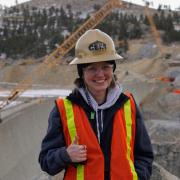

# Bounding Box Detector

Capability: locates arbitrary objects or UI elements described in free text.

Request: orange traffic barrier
[158,76,175,82]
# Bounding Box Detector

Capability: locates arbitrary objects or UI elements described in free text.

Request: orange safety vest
[56,93,138,180]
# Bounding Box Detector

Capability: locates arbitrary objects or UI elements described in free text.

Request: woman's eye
[87,67,96,72]
[103,65,113,70]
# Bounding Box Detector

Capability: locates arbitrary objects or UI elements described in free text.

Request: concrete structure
[0,98,54,180]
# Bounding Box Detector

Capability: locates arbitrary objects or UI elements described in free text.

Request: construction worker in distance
[39,29,154,180]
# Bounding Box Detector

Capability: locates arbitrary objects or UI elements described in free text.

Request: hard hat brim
[70,53,123,65]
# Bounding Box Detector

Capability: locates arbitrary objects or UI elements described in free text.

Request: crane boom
[144,6,164,54]
[50,0,124,58]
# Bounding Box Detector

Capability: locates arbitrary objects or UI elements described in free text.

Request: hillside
[1,0,179,60]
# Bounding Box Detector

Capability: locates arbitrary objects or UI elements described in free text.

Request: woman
[39,29,153,180]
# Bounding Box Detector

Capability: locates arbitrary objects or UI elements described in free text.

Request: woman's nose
[95,67,104,75]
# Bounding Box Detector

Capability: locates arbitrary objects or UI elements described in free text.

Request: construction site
[0,0,180,179]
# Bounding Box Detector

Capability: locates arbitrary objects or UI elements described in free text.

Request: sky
[0,0,179,10]
[0,0,29,7]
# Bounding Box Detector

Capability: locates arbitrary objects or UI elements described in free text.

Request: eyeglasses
[84,64,113,74]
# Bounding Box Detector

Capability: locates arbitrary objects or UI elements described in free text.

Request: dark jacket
[39,90,154,180]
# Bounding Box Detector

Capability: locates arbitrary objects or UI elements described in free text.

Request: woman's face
[83,62,114,94]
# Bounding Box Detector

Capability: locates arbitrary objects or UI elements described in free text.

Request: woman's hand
[66,135,87,163]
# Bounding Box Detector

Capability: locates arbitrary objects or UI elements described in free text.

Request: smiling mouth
[93,79,106,84]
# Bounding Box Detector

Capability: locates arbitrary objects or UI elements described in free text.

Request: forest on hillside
[0,4,180,59]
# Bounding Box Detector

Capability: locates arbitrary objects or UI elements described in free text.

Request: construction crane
[143,1,164,54]
[0,0,126,110]
[139,1,180,107]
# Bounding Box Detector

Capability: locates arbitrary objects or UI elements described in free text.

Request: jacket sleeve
[38,105,72,176]
[134,104,154,180]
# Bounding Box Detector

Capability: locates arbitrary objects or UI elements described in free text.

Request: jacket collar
[78,84,123,111]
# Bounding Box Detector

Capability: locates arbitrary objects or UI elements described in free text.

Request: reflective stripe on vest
[124,100,138,180]
[64,99,84,180]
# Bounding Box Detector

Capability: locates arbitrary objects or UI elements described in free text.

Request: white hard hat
[70,29,123,65]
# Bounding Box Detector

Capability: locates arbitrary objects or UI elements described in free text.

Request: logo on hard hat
[89,41,106,55]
